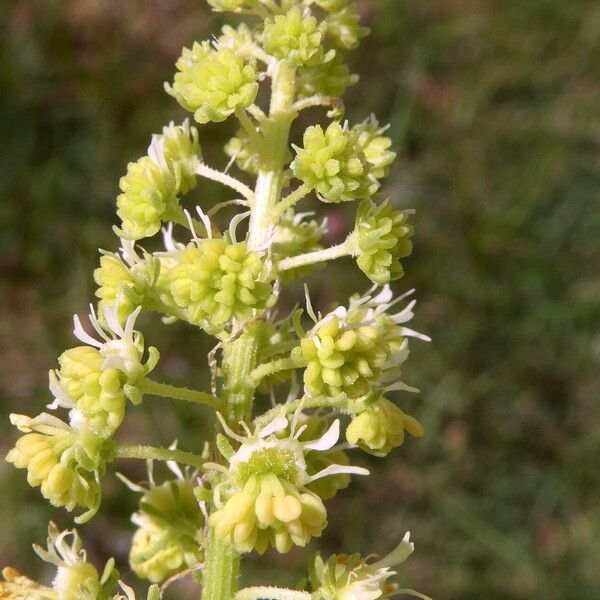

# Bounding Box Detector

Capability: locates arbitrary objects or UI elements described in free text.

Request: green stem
[247,60,297,250]
[272,183,312,218]
[277,236,355,272]
[236,588,311,600]
[196,163,255,201]
[221,322,262,422]
[250,357,296,385]
[140,379,226,412]
[255,394,349,427]
[202,528,240,600]
[203,59,298,600]
[114,444,205,469]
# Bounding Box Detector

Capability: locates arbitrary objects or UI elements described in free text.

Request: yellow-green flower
[207,414,367,553]
[159,120,201,194]
[6,414,106,520]
[316,0,370,50]
[50,347,126,435]
[128,473,203,583]
[291,287,428,398]
[310,533,416,600]
[0,523,120,600]
[291,122,377,203]
[167,237,275,334]
[354,199,413,285]
[297,54,359,99]
[166,41,259,124]
[116,143,178,241]
[346,397,423,457]
[353,116,396,181]
[263,8,333,67]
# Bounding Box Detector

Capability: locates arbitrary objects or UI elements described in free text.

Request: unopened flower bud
[291,122,377,203]
[166,41,259,124]
[354,199,413,285]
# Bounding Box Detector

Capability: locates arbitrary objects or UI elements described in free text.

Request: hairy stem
[196,163,255,201]
[140,379,226,412]
[247,60,297,250]
[277,236,355,272]
[236,588,312,600]
[202,529,241,600]
[114,444,205,469]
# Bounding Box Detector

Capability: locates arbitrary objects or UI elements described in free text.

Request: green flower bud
[291,288,427,398]
[291,122,377,203]
[316,0,370,50]
[353,116,396,180]
[159,120,201,195]
[272,210,327,282]
[354,199,413,285]
[297,54,359,99]
[166,41,259,124]
[263,8,333,67]
[116,147,178,241]
[130,478,203,583]
[6,414,105,519]
[310,534,415,600]
[346,397,423,457]
[167,238,275,334]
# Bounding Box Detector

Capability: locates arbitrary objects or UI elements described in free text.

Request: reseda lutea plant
[2,1,431,600]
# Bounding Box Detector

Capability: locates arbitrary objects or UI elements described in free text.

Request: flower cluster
[263,8,333,67]
[346,396,423,457]
[166,41,259,124]
[354,199,413,285]
[291,122,377,203]
[206,414,367,553]
[116,121,200,241]
[315,0,370,50]
[297,54,359,99]
[291,287,428,399]
[0,524,162,600]
[125,464,204,583]
[6,413,106,519]
[167,236,276,334]
[309,533,415,600]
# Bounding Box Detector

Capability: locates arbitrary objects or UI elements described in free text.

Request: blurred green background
[1,1,600,598]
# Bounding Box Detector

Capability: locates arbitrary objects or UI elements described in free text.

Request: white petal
[304,419,340,451]
[306,463,370,484]
[371,284,393,306]
[72,314,102,348]
[258,415,289,438]
[399,327,431,342]
[372,532,415,569]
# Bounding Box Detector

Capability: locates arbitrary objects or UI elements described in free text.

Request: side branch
[195,163,255,201]
[114,444,205,469]
[141,379,226,412]
[277,236,355,272]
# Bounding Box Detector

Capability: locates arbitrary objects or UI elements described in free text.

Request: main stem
[202,59,297,600]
